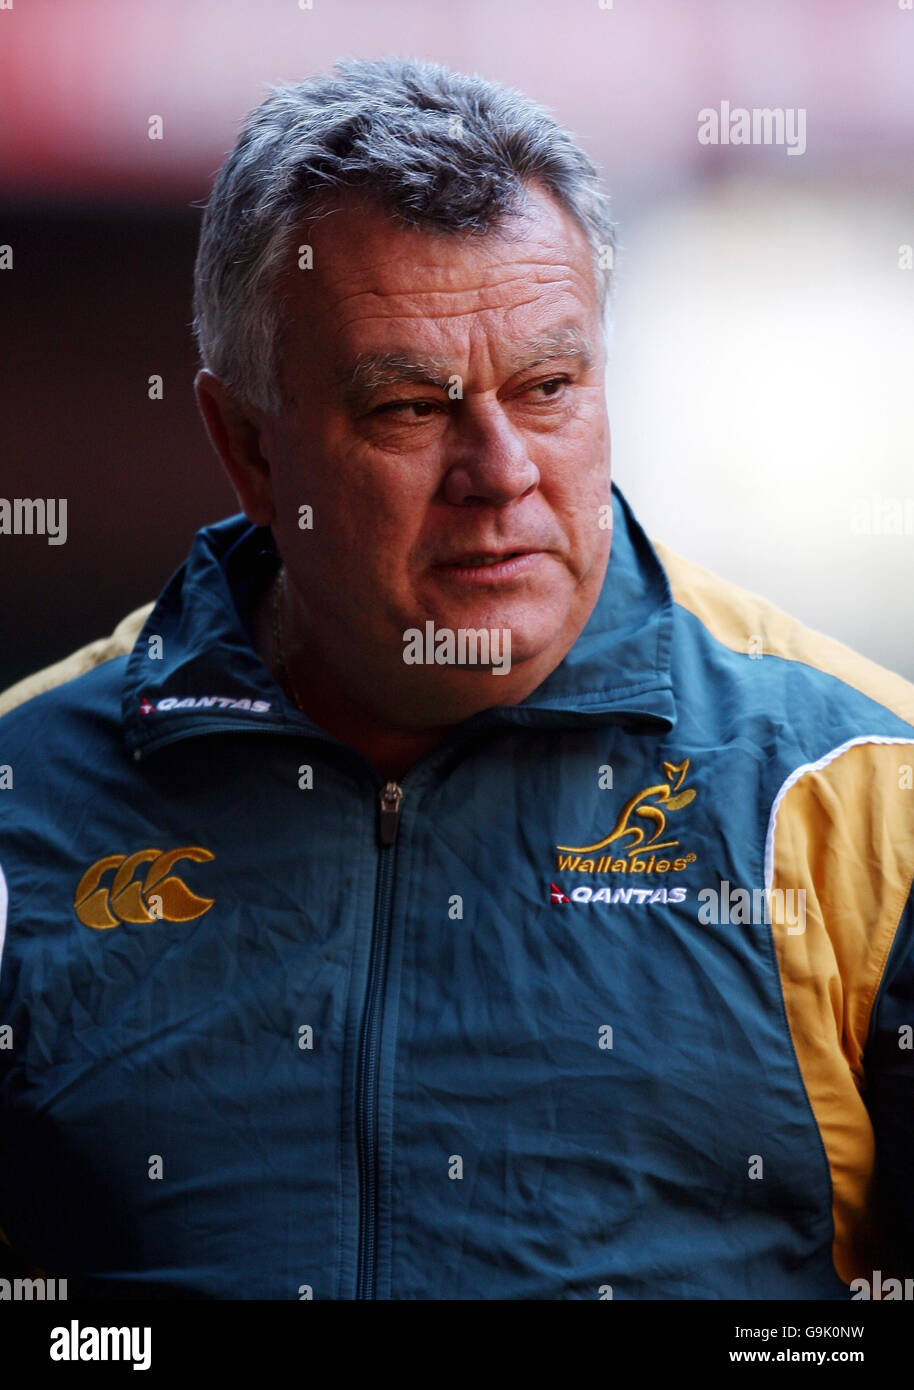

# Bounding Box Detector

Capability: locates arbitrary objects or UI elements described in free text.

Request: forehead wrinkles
[321,276,593,391]
[281,189,598,361]
[326,257,590,325]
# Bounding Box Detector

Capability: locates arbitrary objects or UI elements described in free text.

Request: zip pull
[378,781,404,847]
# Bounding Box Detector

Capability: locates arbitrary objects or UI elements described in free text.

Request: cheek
[538,398,609,477]
[539,432,611,525]
[276,455,432,592]
[336,443,438,538]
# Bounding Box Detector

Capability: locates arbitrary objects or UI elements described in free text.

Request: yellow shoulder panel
[652,539,914,725]
[0,603,153,719]
[768,738,914,1284]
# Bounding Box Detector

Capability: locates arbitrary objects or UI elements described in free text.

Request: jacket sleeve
[767,735,914,1285]
[863,881,914,1268]
[0,603,153,718]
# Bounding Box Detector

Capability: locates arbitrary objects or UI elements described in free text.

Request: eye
[375,399,442,417]
[529,376,570,399]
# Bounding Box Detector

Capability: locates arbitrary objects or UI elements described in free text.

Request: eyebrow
[336,324,595,411]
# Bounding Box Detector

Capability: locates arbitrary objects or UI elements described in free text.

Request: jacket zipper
[355,780,403,1300]
[133,717,481,1300]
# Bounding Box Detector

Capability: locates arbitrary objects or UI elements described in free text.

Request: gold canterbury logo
[74,847,215,929]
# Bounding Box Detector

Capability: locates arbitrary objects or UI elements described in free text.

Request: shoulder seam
[652,537,914,726]
[764,735,914,892]
[0,862,7,991]
[0,603,153,720]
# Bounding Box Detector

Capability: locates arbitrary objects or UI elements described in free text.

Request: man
[1,56,912,1301]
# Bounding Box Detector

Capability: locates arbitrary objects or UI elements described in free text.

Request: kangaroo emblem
[557,760,696,856]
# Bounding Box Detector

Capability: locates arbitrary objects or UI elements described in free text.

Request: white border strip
[764,735,914,893]
[0,862,7,985]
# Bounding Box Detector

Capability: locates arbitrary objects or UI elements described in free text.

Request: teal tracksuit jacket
[1,483,913,1299]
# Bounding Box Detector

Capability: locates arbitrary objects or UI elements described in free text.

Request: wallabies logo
[555,760,698,874]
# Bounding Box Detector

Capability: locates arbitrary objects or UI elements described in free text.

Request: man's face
[259,183,612,724]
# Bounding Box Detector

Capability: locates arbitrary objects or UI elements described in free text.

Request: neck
[252,568,449,782]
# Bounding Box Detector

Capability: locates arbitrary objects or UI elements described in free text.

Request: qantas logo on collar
[139,695,272,715]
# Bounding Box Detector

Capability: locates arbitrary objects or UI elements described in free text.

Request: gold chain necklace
[271,564,305,713]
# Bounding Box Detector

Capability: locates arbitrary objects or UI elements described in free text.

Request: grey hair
[192,56,616,414]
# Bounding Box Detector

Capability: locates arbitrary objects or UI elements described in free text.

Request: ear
[194,369,276,526]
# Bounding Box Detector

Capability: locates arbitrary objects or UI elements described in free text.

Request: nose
[441,404,540,506]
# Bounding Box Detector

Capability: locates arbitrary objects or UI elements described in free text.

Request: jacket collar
[122,481,675,756]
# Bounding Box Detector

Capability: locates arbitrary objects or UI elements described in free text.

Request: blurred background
[1,0,912,686]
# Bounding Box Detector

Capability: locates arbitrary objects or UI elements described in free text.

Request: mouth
[431,549,545,585]
[441,550,530,567]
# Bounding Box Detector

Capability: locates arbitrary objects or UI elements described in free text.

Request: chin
[481,620,555,671]
[452,586,567,626]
